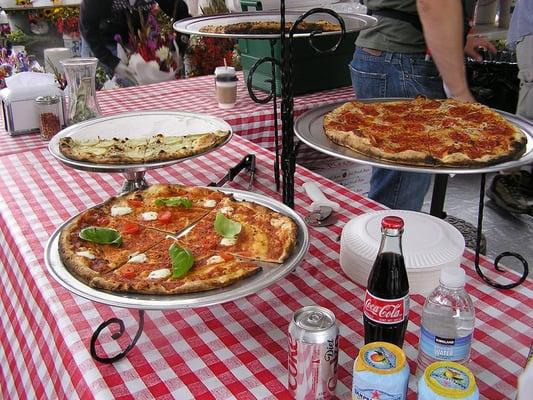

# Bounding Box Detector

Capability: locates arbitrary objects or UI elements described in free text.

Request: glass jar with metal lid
[35,95,62,140]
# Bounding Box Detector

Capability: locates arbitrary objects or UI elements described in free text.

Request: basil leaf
[214,211,242,239]
[154,197,192,208]
[169,243,194,279]
[79,227,122,246]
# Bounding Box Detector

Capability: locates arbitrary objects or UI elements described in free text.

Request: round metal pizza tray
[48,111,233,174]
[173,11,377,39]
[44,188,310,310]
[294,99,533,175]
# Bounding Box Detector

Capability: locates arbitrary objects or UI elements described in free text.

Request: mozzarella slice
[76,251,95,260]
[219,206,234,215]
[141,211,158,221]
[270,217,289,229]
[203,199,217,208]
[111,205,133,216]
[148,268,171,280]
[220,237,237,246]
[128,253,147,263]
[207,255,225,265]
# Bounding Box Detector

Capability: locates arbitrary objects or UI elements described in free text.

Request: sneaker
[487,173,530,214]
[517,170,533,197]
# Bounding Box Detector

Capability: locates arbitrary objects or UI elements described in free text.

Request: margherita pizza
[58,184,298,295]
[58,130,230,165]
[323,97,527,167]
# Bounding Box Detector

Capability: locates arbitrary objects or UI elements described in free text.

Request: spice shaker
[35,95,62,140]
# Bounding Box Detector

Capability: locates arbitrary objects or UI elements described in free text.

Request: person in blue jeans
[350,0,489,211]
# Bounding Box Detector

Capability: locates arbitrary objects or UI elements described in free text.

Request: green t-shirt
[356,0,476,54]
[356,0,426,53]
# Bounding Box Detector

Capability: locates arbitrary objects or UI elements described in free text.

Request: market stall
[1,2,532,399]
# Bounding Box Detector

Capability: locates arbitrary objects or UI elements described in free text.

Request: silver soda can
[288,305,339,399]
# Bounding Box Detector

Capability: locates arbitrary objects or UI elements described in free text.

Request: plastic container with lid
[340,210,465,295]
[35,95,62,140]
[352,341,410,400]
[418,361,479,400]
[214,66,238,109]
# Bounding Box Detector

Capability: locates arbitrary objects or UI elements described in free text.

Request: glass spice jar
[35,95,62,140]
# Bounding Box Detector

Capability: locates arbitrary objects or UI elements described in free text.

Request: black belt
[367,8,422,32]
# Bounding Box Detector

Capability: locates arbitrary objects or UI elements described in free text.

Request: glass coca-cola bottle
[363,216,410,347]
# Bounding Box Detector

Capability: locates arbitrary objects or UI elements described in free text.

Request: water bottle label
[419,325,472,361]
[363,292,409,324]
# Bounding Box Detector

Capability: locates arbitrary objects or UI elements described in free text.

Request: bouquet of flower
[184,0,239,77]
[42,6,80,38]
[116,6,181,85]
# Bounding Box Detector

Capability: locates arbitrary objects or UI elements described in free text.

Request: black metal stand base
[430,173,527,289]
[90,310,145,364]
[474,174,528,289]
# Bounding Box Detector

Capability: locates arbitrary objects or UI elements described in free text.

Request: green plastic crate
[239,32,357,96]
[237,0,357,95]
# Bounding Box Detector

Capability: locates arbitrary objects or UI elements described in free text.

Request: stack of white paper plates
[340,210,465,295]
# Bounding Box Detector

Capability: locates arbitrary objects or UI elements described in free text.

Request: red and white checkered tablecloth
[0,133,531,399]
[0,72,354,158]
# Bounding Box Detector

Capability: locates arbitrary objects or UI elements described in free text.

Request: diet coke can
[288,305,339,399]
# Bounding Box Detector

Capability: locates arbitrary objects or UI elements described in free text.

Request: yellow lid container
[419,361,478,399]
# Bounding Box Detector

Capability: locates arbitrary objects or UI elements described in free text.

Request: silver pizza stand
[48,110,234,193]
[45,187,310,363]
[295,99,533,290]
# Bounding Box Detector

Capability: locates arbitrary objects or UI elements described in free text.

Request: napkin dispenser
[1,81,64,136]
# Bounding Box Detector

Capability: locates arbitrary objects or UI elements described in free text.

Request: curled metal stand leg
[90,309,145,364]
[474,174,528,289]
[246,45,281,191]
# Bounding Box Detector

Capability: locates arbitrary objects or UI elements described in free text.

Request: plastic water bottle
[416,266,475,375]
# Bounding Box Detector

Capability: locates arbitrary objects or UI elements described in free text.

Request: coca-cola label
[363,292,409,324]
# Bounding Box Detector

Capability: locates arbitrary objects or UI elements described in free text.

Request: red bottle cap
[381,216,404,229]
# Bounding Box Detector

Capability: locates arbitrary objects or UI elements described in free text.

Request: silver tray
[294,99,533,175]
[173,11,377,39]
[48,111,233,174]
[44,188,310,310]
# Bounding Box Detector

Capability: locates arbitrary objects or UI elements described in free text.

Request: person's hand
[114,61,138,86]
[464,36,497,61]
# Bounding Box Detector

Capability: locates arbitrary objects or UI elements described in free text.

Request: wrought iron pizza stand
[174,11,376,200]
[294,100,533,290]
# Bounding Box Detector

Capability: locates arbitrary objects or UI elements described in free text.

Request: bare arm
[417,0,475,102]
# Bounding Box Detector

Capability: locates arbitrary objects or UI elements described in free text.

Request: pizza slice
[178,197,298,263]
[104,184,228,234]
[143,130,230,163]
[89,238,261,294]
[58,205,167,283]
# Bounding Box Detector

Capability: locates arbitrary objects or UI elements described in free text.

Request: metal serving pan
[173,11,377,39]
[294,99,533,175]
[44,187,310,310]
[48,111,233,174]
